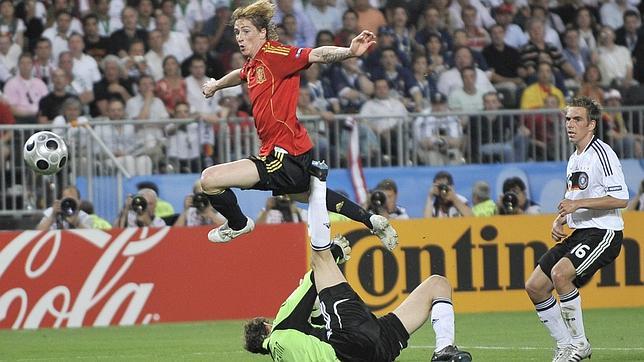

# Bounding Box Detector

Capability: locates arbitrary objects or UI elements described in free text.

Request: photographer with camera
[115,188,167,228]
[497,177,541,215]
[257,195,306,225]
[37,186,93,230]
[424,171,473,218]
[175,180,226,227]
[367,179,409,220]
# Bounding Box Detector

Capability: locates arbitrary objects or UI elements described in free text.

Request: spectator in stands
[578,64,605,105]
[315,30,335,47]
[424,33,449,82]
[38,68,77,124]
[597,26,635,88]
[329,57,373,113]
[413,92,464,165]
[126,74,168,121]
[181,33,225,80]
[575,7,598,52]
[145,30,165,81]
[359,79,407,156]
[31,37,55,87]
[448,66,485,112]
[82,14,109,62]
[155,55,187,114]
[306,0,342,34]
[109,7,147,58]
[95,0,121,37]
[273,0,316,47]
[437,46,494,97]
[0,0,25,48]
[69,32,101,92]
[470,91,530,163]
[166,101,206,173]
[202,2,236,59]
[91,55,133,117]
[528,6,562,50]
[383,6,416,60]
[156,13,192,64]
[520,62,565,110]
[3,52,48,124]
[372,48,422,111]
[601,89,643,159]
[493,4,527,49]
[51,97,90,150]
[411,54,437,111]
[363,26,410,73]
[20,0,45,52]
[450,29,488,71]
[159,0,189,34]
[561,28,593,87]
[37,185,93,230]
[415,6,452,52]
[136,181,175,220]
[615,10,641,54]
[137,0,156,32]
[462,5,489,53]
[175,179,226,227]
[121,39,149,84]
[448,0,495,31]
[80,200,112,229]
[115,188,167,228]
[185,56,220,125]
[57,51,94,108]
[257,195,306,224]
[600,0,637,30]
[370,179,409,220]
[280,14,302,47]
[173,0,208,34]
[0,93,14,159]
[42,10,75,61]
[353,0,386,33]
[0,34,19,84]
[95,98,153,176]
[497,177,540,215]
[471,181,497,217]
[334,9,359,47]
[424,171,472,218]
[297,87,331,159]
[302,62,340,113]
[518,18,576,84]
[627,179,644,211]
[483,24,523,106]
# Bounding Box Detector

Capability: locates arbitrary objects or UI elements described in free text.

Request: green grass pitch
[2,308,643,361]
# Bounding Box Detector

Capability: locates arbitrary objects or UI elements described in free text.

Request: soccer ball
[23,131,69,175]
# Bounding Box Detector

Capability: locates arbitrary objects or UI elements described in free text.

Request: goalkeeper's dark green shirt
[262,271,339,362]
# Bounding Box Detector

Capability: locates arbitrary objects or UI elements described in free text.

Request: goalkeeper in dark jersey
[243,161,472,362]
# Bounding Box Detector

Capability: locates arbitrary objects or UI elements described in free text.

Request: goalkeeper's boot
[309,160,328,181]
[370,214,398,251]
[431,345,472,361]
[208,217,255,243]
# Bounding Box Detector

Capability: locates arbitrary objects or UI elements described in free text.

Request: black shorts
[318,282,409,362]
[539,228,623,288]
[248,148,314,196]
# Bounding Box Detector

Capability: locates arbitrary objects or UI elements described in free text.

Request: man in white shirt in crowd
[448,66,485,112]
[57,51,95,108]
[597,26,635,88]
[42,10,81,62]
[144,30,166,81]
[156,13,192,63]
[305,0,342,34]
[68,33,101,91]
[437,46,494,97]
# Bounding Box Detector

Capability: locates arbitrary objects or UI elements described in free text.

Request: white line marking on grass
[409,345,644,351]
[6,351,246,361]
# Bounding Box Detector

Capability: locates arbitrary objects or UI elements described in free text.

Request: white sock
[559,289,587,345]
[431,298,455,352]
[535,296,572,347]
[308,176,331,250]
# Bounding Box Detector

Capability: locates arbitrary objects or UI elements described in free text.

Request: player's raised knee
[426,274,451,291]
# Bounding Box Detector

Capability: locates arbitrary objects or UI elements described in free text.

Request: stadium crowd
[1,0,644,173]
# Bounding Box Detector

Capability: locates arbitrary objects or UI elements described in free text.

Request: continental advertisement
[329,213,644,314]
[0,225,307,330]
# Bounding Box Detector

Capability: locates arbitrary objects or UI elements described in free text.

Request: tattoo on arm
[313,46,353,63]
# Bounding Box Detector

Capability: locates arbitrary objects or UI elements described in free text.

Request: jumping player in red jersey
[200,0,397,250]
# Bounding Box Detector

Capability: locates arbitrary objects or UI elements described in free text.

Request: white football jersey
[565,136,629,230]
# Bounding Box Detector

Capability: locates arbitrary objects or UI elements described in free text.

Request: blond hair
[231,0,279,41]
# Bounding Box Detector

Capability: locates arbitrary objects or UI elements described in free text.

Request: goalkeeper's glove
[330,235,351,264]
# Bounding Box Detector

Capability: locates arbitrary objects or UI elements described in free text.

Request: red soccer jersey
[240,41,313,156]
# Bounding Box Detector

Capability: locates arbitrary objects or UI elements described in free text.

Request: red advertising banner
[0,225,308,330]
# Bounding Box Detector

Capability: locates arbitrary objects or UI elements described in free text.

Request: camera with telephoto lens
[131,195,148,215]
[368,190,387,215]
[501,192,519,214]
[438,184,450,198]
[59,198,77,217]
[192,193,209,211]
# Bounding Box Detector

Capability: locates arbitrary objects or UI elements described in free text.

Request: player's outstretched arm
[202,68,242,98]
[308,30,376,64]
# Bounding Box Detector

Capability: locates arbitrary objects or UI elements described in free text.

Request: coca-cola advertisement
[0,225,307,330]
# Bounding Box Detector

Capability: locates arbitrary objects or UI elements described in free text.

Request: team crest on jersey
[568,171,589,191]
[255,66,266,84]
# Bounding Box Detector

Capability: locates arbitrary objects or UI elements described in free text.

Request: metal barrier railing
[1,107,642,219]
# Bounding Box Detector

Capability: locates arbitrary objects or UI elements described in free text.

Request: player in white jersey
[524,96,629,362]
